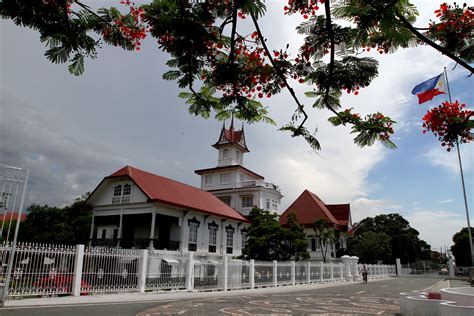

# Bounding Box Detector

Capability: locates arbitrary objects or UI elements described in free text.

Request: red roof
[280,190,349,230]
[103,166,249,222]
[326,204,350,226]
[0,212,27,222]
[213,121,249,152]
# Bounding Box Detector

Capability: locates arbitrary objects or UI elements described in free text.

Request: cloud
[350,198,401,223]
[0,89,128,207]
[436,199,456,204]
[405,209,466,250]
[423,146,473,175]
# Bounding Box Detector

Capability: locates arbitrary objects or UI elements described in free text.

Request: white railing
[0,242,397,300]
[239,180,281,192]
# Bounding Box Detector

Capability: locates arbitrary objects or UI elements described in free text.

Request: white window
[223,149,229,158]
[242,196,253,208]
[272,199,278,211]
[220,173,231,184]
[123,184,131,196]
[219,196,231,206]
[226,227,234,254]
[189,223,198,244]
[205,175,212,186]
[241,231,248,250]
[209,226,217,246]
[235,151,240,161]
[240,174,245,182]
[266,199,271,210]
[113,185,122,196]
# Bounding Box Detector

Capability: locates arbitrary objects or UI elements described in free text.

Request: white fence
[0,243,396,299]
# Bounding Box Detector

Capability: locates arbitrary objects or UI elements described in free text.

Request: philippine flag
[411,74,446,104]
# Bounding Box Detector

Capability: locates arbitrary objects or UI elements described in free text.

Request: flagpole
[444,67,474,267]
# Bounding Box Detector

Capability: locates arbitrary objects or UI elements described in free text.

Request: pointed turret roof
[213,119,249,152]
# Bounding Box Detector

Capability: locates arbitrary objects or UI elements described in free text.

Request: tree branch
[228,2,239,64]
[250,12,308,128]
[396,12,474,74]
[75,1,114,28]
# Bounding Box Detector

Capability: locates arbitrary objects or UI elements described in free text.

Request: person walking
[361,264,368,284]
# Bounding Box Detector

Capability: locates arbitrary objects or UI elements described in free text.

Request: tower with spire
[195,119,283,216]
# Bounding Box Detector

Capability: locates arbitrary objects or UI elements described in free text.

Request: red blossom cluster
[116,0,148,51]
[284,0,324,18]
[428,3,473,44]
[422,101,473,151]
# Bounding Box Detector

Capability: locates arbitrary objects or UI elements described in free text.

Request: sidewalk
[4,278,393,307]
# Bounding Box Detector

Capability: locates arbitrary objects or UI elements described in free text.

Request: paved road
[0,278,447,315]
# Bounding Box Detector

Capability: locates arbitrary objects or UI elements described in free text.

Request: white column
[137,249,148,293]
[307,261,311,284]
[223,256,228,291]
[291,261,296,285]
[88,216,95,247]
[330,262,334,282]
[149,210,156,249]
[186,252,194,291]
[180,212,187,252]
[273,260,277,287]
[117,209,123,247]
[250,259,255,289]
[72,244,85,297]
[341,255,352,281]
[320,262,324,283]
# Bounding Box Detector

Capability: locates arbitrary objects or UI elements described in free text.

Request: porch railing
[0,242,396,300]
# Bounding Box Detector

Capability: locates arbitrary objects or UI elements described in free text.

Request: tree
[18,194,92,245]
[283,213,310,261]
[1,1,472,151]
[350,231,392,264]
[242,207,309,261]
[313,218,336,263]
[347,213,431,263]
[451,227,472,267]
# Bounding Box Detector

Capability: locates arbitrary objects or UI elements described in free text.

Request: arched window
[113,185,122,196]
[223,148,229,158]
[123,184,131,196]
[235,151,240,161]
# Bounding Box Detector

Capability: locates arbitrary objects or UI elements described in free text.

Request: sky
[0,0,472,252]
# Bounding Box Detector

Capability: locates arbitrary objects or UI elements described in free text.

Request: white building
[86,166,249,255]
[195,120,283,216]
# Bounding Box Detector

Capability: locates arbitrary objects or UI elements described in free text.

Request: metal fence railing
[0,242,397,300]
[81,247,140,294]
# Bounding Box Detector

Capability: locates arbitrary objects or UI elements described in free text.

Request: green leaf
[68,54,85,76]
[162,70,181,80]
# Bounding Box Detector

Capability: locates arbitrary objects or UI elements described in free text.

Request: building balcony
[238,180,281,192]
[91,238,180,250]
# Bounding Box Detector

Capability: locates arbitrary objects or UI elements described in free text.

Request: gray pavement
[0,278,468,315]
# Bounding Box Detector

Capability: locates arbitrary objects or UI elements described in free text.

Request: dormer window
[112,183,131,204]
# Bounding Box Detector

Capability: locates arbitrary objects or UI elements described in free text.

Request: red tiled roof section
[109,166,249,222]
[326,204,350,226]
[0,212,27,222]
[224,128,243,143]
[279,190,345,228]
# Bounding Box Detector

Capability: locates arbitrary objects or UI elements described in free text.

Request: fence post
[340,263,344,281]
[186,252,194,291]
[330,262,334,282]
[223,256,228,291]
[351,256,359,281]
[396,258,401,276]
[291,261,295,285]
[72,244,85,297]
[307,261,311,284]
[273,260,277,287]
[137,249,148,293]
[250,259,255,289]
[341,255,352,281]
[319,262,323,283]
